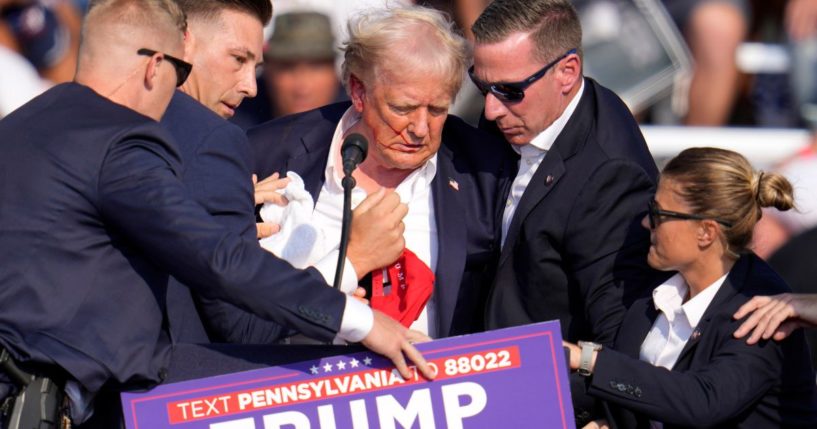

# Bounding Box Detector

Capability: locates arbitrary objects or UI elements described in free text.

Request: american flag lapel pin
[691,329,702,340]
[448,177,459,191]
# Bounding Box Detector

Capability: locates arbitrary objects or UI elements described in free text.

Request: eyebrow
[232,47,261,64]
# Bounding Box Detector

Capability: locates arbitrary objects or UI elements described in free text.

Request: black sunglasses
[468,48,577,102]
[137,48,192,87]
[647,200,733,230]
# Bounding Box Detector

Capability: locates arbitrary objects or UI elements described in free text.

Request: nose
[408,109,429,139]
[641,213,651,230]
[483,92,507,121]
[238,68,258,99]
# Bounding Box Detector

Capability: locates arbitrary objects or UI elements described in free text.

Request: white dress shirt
[639,272,728,428]
[311,107,440,337]
[501,80,585,247]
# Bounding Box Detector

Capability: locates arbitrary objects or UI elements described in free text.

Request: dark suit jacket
[482,78,659,423]
[162,91,288,344]
[0,83,349,392]
[249,102,516,337]
[484,78,658,344]
[589,254,817,428]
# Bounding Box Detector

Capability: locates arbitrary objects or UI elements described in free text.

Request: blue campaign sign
[122,321,575,428]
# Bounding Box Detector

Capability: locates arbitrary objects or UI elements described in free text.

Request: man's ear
[349,74,366,113]
[144,54,161,90]
[557,53,582,94]
[183,30,195,62]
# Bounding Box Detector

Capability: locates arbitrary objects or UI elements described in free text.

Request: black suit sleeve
[183,124,294,344]
[97,132,346,342]
[589,325,784,426]
[564,159,655,347]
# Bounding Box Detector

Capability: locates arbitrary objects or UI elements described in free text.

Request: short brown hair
[472,0,582,64]
[176,0,272,25]
[662,147,795,254]
[81,0,187,58]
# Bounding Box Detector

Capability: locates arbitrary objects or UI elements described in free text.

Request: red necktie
[370,248,435,328]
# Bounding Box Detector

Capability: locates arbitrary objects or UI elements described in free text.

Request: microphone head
[341,133,368,164]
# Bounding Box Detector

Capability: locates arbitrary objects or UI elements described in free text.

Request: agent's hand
[406,330,433,344]
[733,293,817,344]
[563,341,581,370]
[352,287,369,305]
[347,188,407,277]
[253,173,289,239]
[256,222,280,239]
[361,310,436,381]
[582,419,610,429]
[254,173,290,206]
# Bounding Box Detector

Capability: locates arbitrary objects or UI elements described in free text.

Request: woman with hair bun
[565,147,817,429]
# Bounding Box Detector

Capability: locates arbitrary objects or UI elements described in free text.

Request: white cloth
[639,272,728,429]
[311,107,440,337]
[501,80,585,247]
[255,172,371,344]
[259,172,325,268]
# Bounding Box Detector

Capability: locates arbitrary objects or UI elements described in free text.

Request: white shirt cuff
[337,296,374,343]
[313,250,359,293]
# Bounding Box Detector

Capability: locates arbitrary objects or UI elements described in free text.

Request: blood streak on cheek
[385,119,411,145]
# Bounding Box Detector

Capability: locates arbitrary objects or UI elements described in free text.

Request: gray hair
[341,5,469,99]
[472,0,582,64]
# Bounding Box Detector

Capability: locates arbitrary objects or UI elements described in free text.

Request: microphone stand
[333,170,356,290]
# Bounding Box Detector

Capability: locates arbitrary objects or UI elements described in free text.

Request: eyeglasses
[137,48,193,87]
[647,200,733,229]
[468,48,577,102]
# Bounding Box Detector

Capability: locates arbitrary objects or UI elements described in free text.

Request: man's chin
[503,133,532,146]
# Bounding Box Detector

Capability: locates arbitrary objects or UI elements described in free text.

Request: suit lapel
[672,257,749,370]
[431,145,467,337]
[283,109,344,202]
[618,298,660,359]
[498,153,565,266]
[497,80,595,266]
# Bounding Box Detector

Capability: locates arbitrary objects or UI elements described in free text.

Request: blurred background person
[231,11,344,130]
[0,44,47,117]
[565,147,817,428]
[0,0,81,83]
[662,0,749,125]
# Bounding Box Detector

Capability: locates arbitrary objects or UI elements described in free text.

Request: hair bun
[756,171,795,211]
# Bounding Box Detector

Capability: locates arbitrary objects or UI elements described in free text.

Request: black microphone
[334,133,369,291]
[341,133,368,176]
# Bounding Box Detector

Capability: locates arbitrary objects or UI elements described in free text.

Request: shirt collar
[652,272,728,328]
[325,107,438,197]
[516,78,585,156]
[683,273,728,328]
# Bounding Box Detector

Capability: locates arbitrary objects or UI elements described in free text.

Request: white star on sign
[337,360,347,370]
[349,358,360,368]
[363,356,372,366]
[323,363,333,373]
[310,365,319,375]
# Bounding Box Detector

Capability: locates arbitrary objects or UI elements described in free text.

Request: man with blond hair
[251,5,515,340]
[0,1,433,426]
